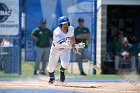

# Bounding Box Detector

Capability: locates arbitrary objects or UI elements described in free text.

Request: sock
[48,71,55,78]
[60,66,65,72]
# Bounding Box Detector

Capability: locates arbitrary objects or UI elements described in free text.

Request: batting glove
[75,42,85,48]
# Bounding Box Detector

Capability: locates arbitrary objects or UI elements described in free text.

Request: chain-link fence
[0,36,21,75]
[25,0,97,61]
[0,0,21,75]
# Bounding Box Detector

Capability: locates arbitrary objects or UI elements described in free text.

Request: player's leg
[41,47,50,75]
[47,48,60,84]
[34,47,44,75]
[75,49,86,75]
[131,56,136,72]
[83,48,91,60]
[82,48,91,75]
[115,55,120,73]
[138,56,140,73]
[60,49,70,82]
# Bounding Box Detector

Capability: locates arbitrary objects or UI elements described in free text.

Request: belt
[52,43,64,50]
[52,43,55,46]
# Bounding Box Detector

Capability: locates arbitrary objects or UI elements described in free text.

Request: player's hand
[75,42,85,48]
[73,48,81,55]
[73,48,77,53]
[121,51,129,56]
[76,34,89,39]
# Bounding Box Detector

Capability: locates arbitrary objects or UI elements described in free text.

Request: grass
[0,59,140,80]
[21,61,34,75]
[0,75,28,78]
[0,60,62,78]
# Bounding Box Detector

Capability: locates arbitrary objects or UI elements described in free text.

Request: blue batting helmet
[58,16,70,26]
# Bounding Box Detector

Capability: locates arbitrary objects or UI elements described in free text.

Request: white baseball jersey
[53,26,74,47]
[47,26,74,72]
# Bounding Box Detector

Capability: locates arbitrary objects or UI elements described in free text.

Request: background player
[47,16,85,84]
[74,18,90,75]
[31,19,52,75]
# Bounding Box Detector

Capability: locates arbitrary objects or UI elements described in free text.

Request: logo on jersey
[0,3,12,23]
[66,37,71,44]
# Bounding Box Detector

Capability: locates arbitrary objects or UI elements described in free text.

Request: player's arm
[76,33,90,44]
[86,33,90,44]
[75,28,90,44]
[53,36,84,48]
[76,34,89,39]
[71,36,76,48]
[30,34,38,42]
[30,28,38,42]
[54,36,75,48]
[52,32,71,48]
[86,28,90,44]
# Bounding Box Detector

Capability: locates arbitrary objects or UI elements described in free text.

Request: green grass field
[0,60,140,79]
[21,61,125,79]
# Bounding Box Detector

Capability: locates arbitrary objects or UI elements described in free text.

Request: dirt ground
[0,76,140,93]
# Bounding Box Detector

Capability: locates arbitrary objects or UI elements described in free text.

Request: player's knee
[62,63,69,69]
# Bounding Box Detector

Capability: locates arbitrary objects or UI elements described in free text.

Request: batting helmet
[58,16,70,26]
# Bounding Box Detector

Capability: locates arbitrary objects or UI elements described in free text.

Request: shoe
[48,77,55,84]
[80,71,87,76]
[34,71,39,75]
[40,71,47,75]
[60,71,65,82]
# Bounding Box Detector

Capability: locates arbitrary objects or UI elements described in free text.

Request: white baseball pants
[47,45,70,73]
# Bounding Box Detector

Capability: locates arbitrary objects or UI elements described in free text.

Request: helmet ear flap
[59,24,62,27]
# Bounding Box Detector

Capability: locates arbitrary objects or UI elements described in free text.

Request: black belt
[52,43,64,50]
[52,43,55,46]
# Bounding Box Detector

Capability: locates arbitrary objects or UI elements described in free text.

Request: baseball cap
[40,18,46,24]
[78,17,84,22]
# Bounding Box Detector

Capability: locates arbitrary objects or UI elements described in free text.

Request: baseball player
[74,18,90,75]
[47,16,85,84]
[31,19,52,75]
[115,37,136,73]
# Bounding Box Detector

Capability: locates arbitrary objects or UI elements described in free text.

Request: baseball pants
[75,48,90,72]
[34,47,50,72]
[47,45,70,73]
[115,55,136,71]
